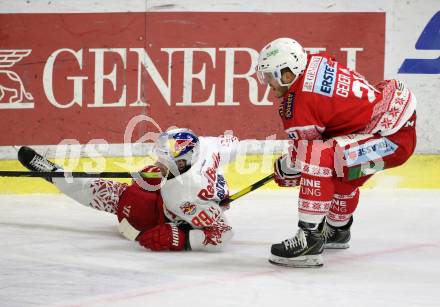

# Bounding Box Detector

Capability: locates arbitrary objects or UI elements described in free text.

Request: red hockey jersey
[279,54,416,141]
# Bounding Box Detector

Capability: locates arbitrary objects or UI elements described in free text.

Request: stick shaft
[0,171,160,178]
[219,173,274,206]
[4,144,273,239]
[0,171,273,203]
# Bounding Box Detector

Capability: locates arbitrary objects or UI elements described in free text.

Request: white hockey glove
[274,155,301,187]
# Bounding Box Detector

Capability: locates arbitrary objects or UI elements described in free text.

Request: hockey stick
[118,173,275,241]
[219,173,275,206]
[0,171,161,179]
[0,169,273,240]
[0,171,274,195]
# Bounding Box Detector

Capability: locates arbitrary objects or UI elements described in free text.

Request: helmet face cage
[153,128,200,172]
[256,68,286,87]
[256,69,277,86]
[256,38,307,87]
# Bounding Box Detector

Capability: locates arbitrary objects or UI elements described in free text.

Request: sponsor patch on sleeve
[344,137,398,167]
[302,56,322,92]
[283,92,295,119]
[311,58,337,97]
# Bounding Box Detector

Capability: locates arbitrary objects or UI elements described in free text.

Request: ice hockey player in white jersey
[18,128,239,252]
[150,128,238,251]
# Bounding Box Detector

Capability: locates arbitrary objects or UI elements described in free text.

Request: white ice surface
[1,190,440,307]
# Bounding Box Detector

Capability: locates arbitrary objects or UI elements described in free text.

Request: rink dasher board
[0,154,439,194]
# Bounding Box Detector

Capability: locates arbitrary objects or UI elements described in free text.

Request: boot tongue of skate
[298,221,319,230]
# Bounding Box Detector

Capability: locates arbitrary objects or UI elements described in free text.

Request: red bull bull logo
[180,202,197,215]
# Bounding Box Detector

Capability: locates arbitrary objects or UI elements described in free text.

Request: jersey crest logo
[0,49,34,109]
[180,202,197,215]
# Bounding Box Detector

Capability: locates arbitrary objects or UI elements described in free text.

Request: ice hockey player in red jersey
[18,128,238,252]
[256,38,417,267]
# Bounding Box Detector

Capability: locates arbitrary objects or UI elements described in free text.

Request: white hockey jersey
[160,135,238,251]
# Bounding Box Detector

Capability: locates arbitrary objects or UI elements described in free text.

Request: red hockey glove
[138,223,186,251]
[274,155,301,187]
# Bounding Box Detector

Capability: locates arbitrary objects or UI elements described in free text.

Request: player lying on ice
[255,38,417,267]
[18,128,238,252]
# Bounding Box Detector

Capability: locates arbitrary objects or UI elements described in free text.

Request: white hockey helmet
[153,128,200,170]
[256,37,308,87]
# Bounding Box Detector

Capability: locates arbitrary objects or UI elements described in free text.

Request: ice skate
[323,217,353,249]
[18,146,60,182]
[269,221,325,268]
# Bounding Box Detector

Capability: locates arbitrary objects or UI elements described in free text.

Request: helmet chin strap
[279,80,295,88]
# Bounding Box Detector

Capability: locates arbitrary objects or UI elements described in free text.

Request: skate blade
[268,254,323,268]
[325,243,350,249]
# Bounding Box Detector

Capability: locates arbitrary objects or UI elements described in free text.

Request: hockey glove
[274,155,301,187]
[138,223,187,251]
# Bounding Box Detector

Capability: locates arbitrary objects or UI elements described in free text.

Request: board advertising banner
[0,12,384,145]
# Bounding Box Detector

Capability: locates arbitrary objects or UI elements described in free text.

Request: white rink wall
[0,0,439,154]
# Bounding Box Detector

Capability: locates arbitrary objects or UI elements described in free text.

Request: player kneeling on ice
[18,128,238,252]
[256,38,417,267]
